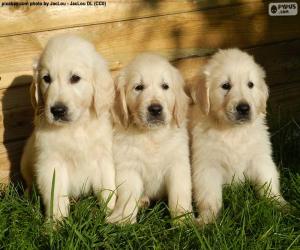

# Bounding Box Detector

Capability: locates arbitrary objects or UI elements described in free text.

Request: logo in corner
[269,2,298,16]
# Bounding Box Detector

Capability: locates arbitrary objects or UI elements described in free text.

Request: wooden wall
[0,0,299,183]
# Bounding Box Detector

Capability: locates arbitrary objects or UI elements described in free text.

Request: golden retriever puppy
[107,53,192,224]
[189,49,286,225]
[21,34,116,220]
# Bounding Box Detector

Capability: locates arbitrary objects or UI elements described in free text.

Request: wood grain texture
[0,39,299,145]
[0,140,25,184]
[1,1,300,90]
[0,0,258,37]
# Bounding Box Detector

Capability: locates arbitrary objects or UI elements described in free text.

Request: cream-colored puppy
[21,34,116,220]
[189,49,286,224]
[107,53,192,224]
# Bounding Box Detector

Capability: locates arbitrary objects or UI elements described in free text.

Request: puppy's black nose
[236,103,250,115]
[148,104,163,117]
[50,103,68,119]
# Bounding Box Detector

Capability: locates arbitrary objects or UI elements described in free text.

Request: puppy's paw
[138,195,150,208]
[97,190,116,214]
[172,213,194,227]
[106,212,136,225]
[276,198,295,213]
[106,194,116,214]
[196,210,217,226]
[170,207,194,227]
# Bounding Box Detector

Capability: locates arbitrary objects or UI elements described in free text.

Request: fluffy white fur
[189,49,286,224]
[107,53,192,224]
[21,34,116,220]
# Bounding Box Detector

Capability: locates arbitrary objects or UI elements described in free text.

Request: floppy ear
[198,75,210,115]
[171,68,189,127]
[111,74,129,127]
[189,73,210,115]
[93,55,115,117]
[30,58,43,114]
[257,66,269,114]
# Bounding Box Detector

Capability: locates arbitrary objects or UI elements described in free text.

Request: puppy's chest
[114,131,175,172]
[197,127,258,168]
[38,126,104,165]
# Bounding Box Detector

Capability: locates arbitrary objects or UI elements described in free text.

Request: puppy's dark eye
[43,74,51,84]
[70,74,81,84]
[248,81,254,89]
[135,84,144,91]
[162,83,169,90]
[221,82,231,90]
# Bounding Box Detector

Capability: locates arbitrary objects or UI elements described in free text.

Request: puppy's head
[31,34,114,126]
[113,53,188,129]
[193,49,268,126]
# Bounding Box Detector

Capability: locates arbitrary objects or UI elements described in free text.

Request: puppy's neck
[118,122,175,136]
[202,113,266,132]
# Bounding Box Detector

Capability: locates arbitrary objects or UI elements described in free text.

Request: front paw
[46,198,70,222]
[106,212,136,225]
[98,190,116,214]
[275,197,295,213]
[138,196,150,208]
[196,209,217,225]
[172,213,194,226]
[106,194,116,213]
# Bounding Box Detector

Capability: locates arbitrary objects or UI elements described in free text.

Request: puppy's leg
[93,155,116,213]
[247,155,286,204]
[20,137,35,193]
[106,169,143,224]
[20,160,34,194]
[37,164,70,221]
[166,159,192,221]
[193,165,223,225]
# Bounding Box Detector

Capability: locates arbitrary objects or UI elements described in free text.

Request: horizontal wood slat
[175,40,300,86]
[0,38,299,144]
[0,140,26,184]
[1,1,300,90]
[0,0,259,37]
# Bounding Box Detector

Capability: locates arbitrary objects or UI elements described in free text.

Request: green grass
[0,119,299,249]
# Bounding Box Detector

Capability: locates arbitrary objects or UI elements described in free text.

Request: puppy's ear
[189,73,210,116]
[112,74,129,127]
[93,55,115,117]
[172,68,189,127]
[30,58,43,113]
[257,65,269,114]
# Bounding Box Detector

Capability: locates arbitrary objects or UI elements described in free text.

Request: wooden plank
[248,40,300,86]
[1,39,299,109]
[1,107,34,142]
[175,40,300,86]
[0,140,25,184]
[0,0,259,37]
[2,38,299,92]
[269,81,300,115]
[0,85,31,111]
[1,1,299,89]
[0,38,299,144]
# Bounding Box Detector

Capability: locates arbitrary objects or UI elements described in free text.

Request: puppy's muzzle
[147,103,165,124]
[148,104,162,117]
[50,103,68,121]
[235,102,251,121]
